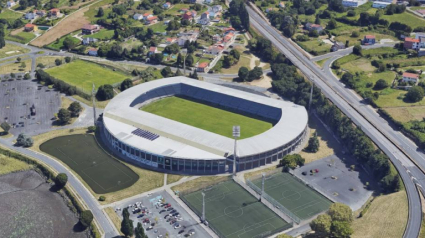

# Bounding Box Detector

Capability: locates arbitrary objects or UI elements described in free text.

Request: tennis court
[181,180,291,238]
[252,173,332,220]
[40,134,139,194]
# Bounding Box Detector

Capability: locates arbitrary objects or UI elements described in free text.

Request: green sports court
[40,134,139,194]
[251,172,332,220]
[181,180,292,238]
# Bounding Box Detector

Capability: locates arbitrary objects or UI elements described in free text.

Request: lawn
[0,9,23,20]
[335,32,398,47]
[6,32,36,44]
[0,154,33,175]
[141,96,274,139]
[182,180,291,238]
[220,56,252,74]
[164,4,206,15]
[46,36,80,50]
[0,59,32,74]
[36,56,66,68]
[0,43,30,59]
[297,38,331,55]
[45,60,129,91]
[352,191,408,238]
[381,12,425,29]
[315,58,329,68]
[384,106,425,123]
[82,29,114,40]
[149,22,168,33]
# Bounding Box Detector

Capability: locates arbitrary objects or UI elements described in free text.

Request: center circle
[224,206,244,218]
[282,190,301,201]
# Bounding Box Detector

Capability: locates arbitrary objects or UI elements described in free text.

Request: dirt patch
[10,27,24,36]
[246,74,272,89]
[30,8,90,47]
[59,0,96,10]
[0,170,87,238]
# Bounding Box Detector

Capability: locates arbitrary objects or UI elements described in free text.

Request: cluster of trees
[16,133,33,147]
[35,70,77,95]
[279,154,305,169]
[57,101,83,124]
[310,203,353,238]
[238,66,263,82]
[229,0,249,31]
[306,132,320,153]
[291,0,324,15]
[120,208,146,237]
[18,0,41,10]
[120,79,133,91]
[266,11,298,38]
[132,66,160,81]
[405,86,424,102]
[96,84,114,101]
[0,24,5,50]
[223,49,241,68]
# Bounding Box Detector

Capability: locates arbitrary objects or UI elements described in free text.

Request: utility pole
[201,192,206,222]
[260,173,265,201]
[308,80,314,112]
[92,83,97,125]
[232,126,240,176]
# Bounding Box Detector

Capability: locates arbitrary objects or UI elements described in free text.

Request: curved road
[246,6,421,238]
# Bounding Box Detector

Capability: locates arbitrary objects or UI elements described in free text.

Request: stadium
[102,76,308,174]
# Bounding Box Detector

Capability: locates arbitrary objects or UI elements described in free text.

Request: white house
[7,0,17,8]
[162,2,171,9]
[372,1,391,8]
[82,37,98,45]
[205,0,213,4]
[342,0,367,7]
[25,12,35,20]
[205,45,224,55]
[402,72,419,83]
[88,48,98,56]
[133,13,144,20]
[211,5,222,13]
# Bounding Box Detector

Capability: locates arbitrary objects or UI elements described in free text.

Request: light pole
[260,173,265,201]
[201,192,206,222]
[232,126,240,176]
[92,83,97,125]
[308,80,314,112]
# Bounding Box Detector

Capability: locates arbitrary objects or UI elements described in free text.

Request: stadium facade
[102,77,308,174]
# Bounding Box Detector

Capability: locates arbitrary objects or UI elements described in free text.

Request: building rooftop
[403,72,419,78]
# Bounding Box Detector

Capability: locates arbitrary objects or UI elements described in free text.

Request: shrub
[405,86,424,102]
[374,79,389,90]
[80,210,94,228]
[99,196,106,201]
[55,173,68,188]
[88,126,96,133]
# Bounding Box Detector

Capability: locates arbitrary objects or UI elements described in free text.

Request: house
[265,8,274,13]
[279,2,285,8]
[205,45,224,55]
[213,34,222,42]
[143,13,153,20]
[178,34,198,46]
[199,12,210,25]
[82,37,98,45]
[418,48,425,57]
[305,23,323,33]
[162,2,171,9]
[205,0,213,4]
[417,9,425,15]
[342,0,367,7]
[34,10,46,17]
[182,11,197,20]
[25,12,35,20]
[133,13,144,20]
[331,42,345,52]
[362,35,376,45]
[145,16,158,25]
[148,47,158,56]
[197,62,209,72]
[223,32,235,44]
[49,8,60,17]
[372,1,391,8]
[164,20,170,25]
[223,27,235,34]
[88,48,98,56]
[402,72,420,83]
[24,23,37,32]
[166,37,177,44]
[212,5,222,13]
[82,24,100,34]
[404,37,420,50]
[7,0,16,8]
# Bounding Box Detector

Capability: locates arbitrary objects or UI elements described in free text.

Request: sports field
[45,60,128,91]
[252,173,332,220]
[40,134,139,194]
[181,180,291,238]
[141,96,273,139]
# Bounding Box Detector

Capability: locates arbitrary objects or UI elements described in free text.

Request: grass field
[141,96,274,139]
[0,44,30,59]
[220,56,252,74]
[381,12,425,29]
[0,59,32,74]
[82,29,114,40]
[46,36,80,50]
[45,60,128,91]
[383,106,425,123]
[0,154,33,175]
[297,39,331,55]
[40,134,139,194]
[36,56,66,68]
[172,176,230,193]
[6,32,36,44]
[352,191,408,238]
[251,173,332,220]
[182,180,292,238]
[315,58,329,68]
[0,9,24,20]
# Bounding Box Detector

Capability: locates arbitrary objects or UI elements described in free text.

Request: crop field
[182,180,291,238]
[141,96,274,139]
[251,173,332,220]
[40,134,139,194]
[45,60,128,91]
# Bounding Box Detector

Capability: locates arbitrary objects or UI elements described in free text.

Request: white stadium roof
[103,77,308,160]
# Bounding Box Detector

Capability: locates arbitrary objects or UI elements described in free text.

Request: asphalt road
[246,6,422,238]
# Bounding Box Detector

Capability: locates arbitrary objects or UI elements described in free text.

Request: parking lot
[0,79,60,136]
[113,190,211,238]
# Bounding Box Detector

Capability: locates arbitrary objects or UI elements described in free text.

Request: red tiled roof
[88,48,97,51]
[143,13,151,16]
[50,8,59,12]
[365,35,375,39]
[147,16,158,21]
[25,23,35,28]
[82,24,98,30]
[405,37,420,43]
[149,47,156,52]
[403,72,419,78]
[198,62,208,68]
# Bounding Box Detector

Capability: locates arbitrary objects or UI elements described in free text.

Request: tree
[327,18,337,29]
[306,132,319,152]
[189,70,198,80]
[96,84,114,100]
[374,79,388,90]
[345,40,349,48]
[135,222,147,238]
[24,73,31,80]
[150,53,163,64]
[55,58,62,66]
[161,66,173,77]
[68,101,82,117]
[176,53,183,67]
[17,57,21,62]
[1,122,10,135]
[341,72,356,89]
[185,54,194,66]
[351,31,359,37]
[405,86,424,102]
[164,43,179,54]
[65,56,71,63]
[328,203,353,222]
[120,79,133,91]
[58,108,71,124]
[310,214,332,237]
[238,67,249,81]
[121,208,134,237]
[331,221,353,238]
[97,7,104,17]
[80,210,94,228]
[63,37,76,51]
[88,126,96,133]
[16,133,33,147]
[174,69,183,76]
[353,45,362,56]
[248,66,263,81]
[279,154,305,169]
[55,173,68,188]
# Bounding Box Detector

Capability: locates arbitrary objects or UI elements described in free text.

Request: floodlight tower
[92,83,97,125]
[260,173,265,201]
[232,126,240,176]
[201,192,206,222]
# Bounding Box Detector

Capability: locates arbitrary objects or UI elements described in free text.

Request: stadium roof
[103,77,308,160]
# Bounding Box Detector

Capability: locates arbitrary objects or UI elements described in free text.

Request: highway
[246,6,422,238]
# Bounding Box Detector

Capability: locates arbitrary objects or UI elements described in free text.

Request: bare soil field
[0,170,87,238]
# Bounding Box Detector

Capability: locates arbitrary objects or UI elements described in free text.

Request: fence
[246,178,301,224]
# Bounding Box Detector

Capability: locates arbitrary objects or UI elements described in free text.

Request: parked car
[174,223,181,229]
[137,214,144,218]
[159,209,166,214]
[179,230,185,234]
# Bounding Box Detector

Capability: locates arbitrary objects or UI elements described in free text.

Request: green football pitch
[40,134,139,194]
[141,96,273,139]
[252,173,332,220]
[181,180,292,238]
